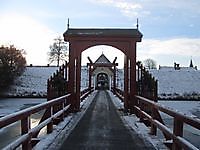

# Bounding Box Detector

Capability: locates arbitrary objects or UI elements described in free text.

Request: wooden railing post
[21,117,31,150]
[139,101,144,122]
[60,101,65,121]
[65,61,68,80]
[173,118,183,150]
[150,106,157,135]
[47,106,53,134]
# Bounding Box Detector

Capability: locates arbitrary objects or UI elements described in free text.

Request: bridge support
[129,42,137,113]
[123,43,136,112]
[68,44,81,112]
[75,54,81,111]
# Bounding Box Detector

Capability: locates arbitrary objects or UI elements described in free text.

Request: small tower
[189,59,194,68]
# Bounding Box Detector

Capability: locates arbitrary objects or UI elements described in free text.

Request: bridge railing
[112,87,200,150]
[47,61,69,100]
[0,94,71,150]
[81,87,94,101]
[111,87,124,101]
[135,95,200,150]
[136,62,158,101]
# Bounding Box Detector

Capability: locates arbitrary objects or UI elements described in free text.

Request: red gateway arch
[63,28,143,112]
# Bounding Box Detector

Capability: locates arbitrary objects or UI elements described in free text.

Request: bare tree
[143,58,157,69]
[48,37,68,66]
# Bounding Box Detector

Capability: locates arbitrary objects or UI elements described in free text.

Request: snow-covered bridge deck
[58,90,155,150]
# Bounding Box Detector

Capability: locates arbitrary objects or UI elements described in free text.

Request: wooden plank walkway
[59,90,155,150]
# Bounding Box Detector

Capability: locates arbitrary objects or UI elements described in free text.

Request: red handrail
[0,94,70,150]
[135,95,200,150]
[112,88,200,150]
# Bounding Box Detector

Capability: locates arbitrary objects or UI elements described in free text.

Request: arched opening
[81,45,124,68]
[81,45,124,91]
[96,72,109,90]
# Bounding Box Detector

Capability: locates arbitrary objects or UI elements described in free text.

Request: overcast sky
[0,0,200,68]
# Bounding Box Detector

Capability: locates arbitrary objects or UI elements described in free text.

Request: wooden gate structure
[63,28,142,112]
[87,53,118,90]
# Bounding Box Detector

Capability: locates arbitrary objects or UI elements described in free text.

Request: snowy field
[4,66,58,97]
[150,67,200,99]
[3,66,200,99]
[3,66,89,97]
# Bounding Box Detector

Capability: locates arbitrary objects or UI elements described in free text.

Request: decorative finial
[136,18,139,29]
[67,18,70,29]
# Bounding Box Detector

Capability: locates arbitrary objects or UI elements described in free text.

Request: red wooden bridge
[0,28,200,150]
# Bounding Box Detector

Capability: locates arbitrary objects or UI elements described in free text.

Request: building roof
[64,28,143,38]
[94,54,111,64]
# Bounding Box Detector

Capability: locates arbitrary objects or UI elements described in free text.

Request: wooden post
[47,79,50,101]
[75,53,81,111]
[65,61,68,80]
[47,107,53,134]
[88,65,92,89]
[130,43,136,113]
[141,65,144,96]
[136,63,139,95]
[47,79,53,133]
[124,54,129,111]
[21,117,31,150]
[68,43,76,112]
[173,118,183,150]
[113,65,116,91]
[139,101,145,122]
[150,106,157,135]
[61,64,64,78]
[154,80,158,102]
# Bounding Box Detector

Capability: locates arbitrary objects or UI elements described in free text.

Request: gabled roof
[94,54,111,64]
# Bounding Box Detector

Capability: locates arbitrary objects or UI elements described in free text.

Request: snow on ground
[4,66,58,97]
[4,66,89,97]
[150,67,200,99]
[116,67,200,99]
[3,65,200,99]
